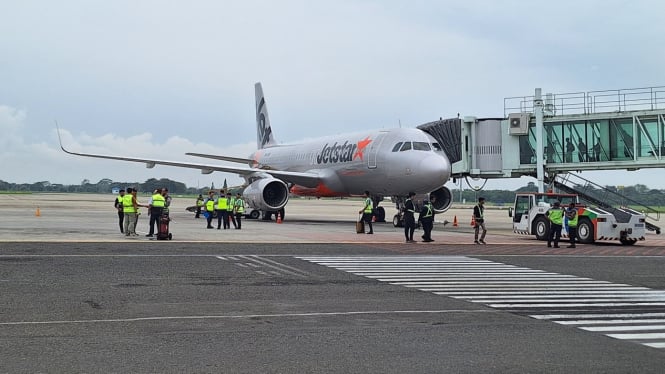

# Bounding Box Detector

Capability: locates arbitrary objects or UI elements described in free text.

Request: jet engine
[242,177,289,212]
[429,186,453,213]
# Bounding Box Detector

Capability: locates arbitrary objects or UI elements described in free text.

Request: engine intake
[242,178,289,211]
[429,186,453,213]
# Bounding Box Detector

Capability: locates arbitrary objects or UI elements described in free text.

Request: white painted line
[257,255,313,277]
[643,342,665,348]
[0,309,494,326]
[453,293,665,299]
[239,255,307,278]
[555,319,665,325]
[606,333,665,340]
[246,262,261,268]
[472,297,665,303]
[491,302,665,308]
[234,263,249,268]
[580,325,665,332]
[387,281,613,285]
[215,256,228,260]
[531,313,665,320]
[430,289,649,294]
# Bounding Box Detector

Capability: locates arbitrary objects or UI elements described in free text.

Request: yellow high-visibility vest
[216,197,228,210]
[123,194,135,213]
[151,194,165,208]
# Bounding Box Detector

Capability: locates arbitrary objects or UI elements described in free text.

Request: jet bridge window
[400,142,412,151]
[392,142,403,152]
[413,142,431,151]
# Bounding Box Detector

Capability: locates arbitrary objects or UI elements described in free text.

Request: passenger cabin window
[413,142,431,151]
[392,142,403,152]
[400,142,412,151]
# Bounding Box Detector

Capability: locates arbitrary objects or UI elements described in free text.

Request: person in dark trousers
[473,197,487,244]
[547,200,564,248]
[226,192,238,229]
[565,202,578,248]
[418,195,436,242]
[234,193,245,229]
[114,189,125,233]
[565,137,575,163]
[204,190,216,229]
[146,189,165,237]
[359,190,374,234]
[403,192,416,243]
[195,194,204,218]
[216,189,229,229]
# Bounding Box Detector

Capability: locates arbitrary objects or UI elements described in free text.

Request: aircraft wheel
[533,216,549,241]
[577,218,595,244]
[249,210,260,219]
[278,208,285,221]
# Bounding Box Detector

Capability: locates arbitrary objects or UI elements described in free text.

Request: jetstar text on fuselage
[316,137,372,165]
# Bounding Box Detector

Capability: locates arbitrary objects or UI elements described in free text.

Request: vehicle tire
[533,216,549,241]
[577,218,595,244]
[168,233,172,240]
[393,214,403,228]
[249,210,260,219]
[278,208,285,221]
[374,207,386,222]
[619,238,637,245]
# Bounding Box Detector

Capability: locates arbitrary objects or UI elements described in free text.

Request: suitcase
[356,220,365,234]
[156,213,172,240]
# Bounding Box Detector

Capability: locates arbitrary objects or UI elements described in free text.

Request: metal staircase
[551,173,661,234]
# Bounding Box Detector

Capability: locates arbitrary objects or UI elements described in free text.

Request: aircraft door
[367,133,387,169]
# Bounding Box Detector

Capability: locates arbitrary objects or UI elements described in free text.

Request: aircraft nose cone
[420,154,451,186]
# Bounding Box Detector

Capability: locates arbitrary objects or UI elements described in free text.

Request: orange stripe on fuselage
[290,182,348,198]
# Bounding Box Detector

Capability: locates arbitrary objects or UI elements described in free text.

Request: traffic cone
[453,215,458,227]
[35,207,41,217]
[276,212,282,224]
[470,216,476,226]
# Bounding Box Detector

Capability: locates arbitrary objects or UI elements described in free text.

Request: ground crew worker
[122,188,140,236]
[146,189,165,237]
[403,192,416,242]
[216,189,229,229]
[547,200,564,248]
[162,188,171,215]
[565,202,578,248]
[473,197,487,244]
[195,194,204,218]
[226,192,237,228]
[234,193,245,229]
[418,195,436,242]
[358,190,374,235]
[114,189,125,233]
[204,190,216,229]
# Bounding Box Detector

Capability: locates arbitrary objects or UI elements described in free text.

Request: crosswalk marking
[297,255,665,350]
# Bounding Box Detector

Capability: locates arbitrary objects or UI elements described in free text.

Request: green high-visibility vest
[363,197,372,213]
[567,208,578,227]
[123,194,135,213]
[216,197,228,210]
[548,208,564,225]
[206,199,215,212]
[227,197,235,211]
[423,202,433,218]
[151,194,165,208]
[235,198,244,213]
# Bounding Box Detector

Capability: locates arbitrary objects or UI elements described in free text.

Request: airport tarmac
[1,193,664,249]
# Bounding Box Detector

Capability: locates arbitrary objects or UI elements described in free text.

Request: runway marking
[0,309,493,326]
[298,255,665,350]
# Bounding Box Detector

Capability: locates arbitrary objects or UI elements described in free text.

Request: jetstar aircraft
[58,83,453,224]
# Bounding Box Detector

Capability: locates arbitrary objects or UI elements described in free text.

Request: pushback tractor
[509,192,646,245]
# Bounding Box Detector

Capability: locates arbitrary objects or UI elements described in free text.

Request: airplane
[58,83,454,225]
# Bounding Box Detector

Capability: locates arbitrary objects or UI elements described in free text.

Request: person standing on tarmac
[204,190,216,229]
[359,190,374,234]
[216,189,229,229]
[419,195,436,242]
[114,189,125,234]
[403,192,416,242]
[234,192,245,229]
[565,202,578,248]
[473,197,487,244]
[547,200,564,248]
[195,194,204,218]
[146,189,165,237]
[226,192,237,229]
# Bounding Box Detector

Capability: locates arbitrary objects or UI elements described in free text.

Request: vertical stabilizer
[255,82,277,149]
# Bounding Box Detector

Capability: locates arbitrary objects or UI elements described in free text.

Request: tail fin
[255,82,277,149]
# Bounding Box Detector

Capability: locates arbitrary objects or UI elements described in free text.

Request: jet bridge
[419,85,665,233]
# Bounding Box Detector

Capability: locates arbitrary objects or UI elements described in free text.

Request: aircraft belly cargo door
[367,133,387,169]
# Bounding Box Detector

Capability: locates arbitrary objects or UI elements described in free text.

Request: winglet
[55,120,73,155]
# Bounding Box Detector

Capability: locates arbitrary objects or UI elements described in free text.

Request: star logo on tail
[353,136,372,161]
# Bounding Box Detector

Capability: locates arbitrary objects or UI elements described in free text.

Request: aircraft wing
[185,152,254,164]
[58,139,321,188]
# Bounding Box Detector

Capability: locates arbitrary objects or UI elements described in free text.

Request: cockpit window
[392,142,403,152]
[413,142,431,151]
[400,142,412,151]
[431,142,442,151]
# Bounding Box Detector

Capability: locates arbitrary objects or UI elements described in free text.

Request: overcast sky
[1,0,664,191]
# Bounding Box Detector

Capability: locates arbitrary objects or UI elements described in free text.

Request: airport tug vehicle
[509,192,646,245]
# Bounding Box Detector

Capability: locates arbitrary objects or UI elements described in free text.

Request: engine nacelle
[429,186,453,213]
[242,178,289,212]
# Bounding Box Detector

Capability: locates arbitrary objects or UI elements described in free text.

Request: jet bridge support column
[534,88,545,193]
